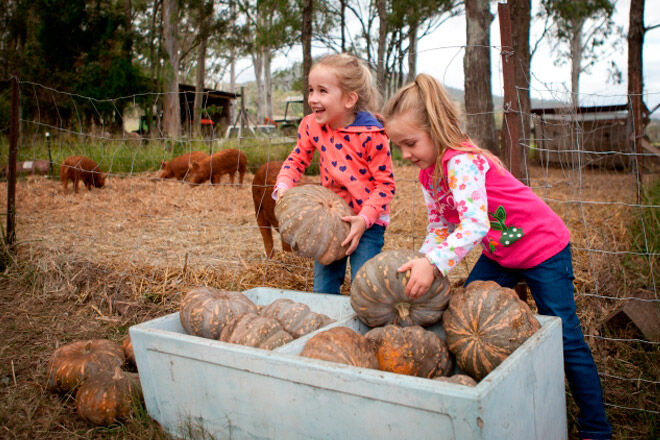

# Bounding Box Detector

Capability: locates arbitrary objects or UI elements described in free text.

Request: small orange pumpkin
[75,366,142,425]
[219,312,294,350]
[365,325,452,378]
[442,281,541,380]
[260,298,334,338]
[47,339,125,393]
[300,326,378,369]
[122,335,135,368]
[179,287,258,339]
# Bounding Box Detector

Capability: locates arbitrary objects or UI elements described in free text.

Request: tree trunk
[407,20,418,82]
[229,1,237,124]
[301,0,313,115]
[464,0,497,154]
[628,0,644,182]
[264,48,273,121]
[376,0,387,90]
[507,0,531,150]
[162,0,180,139]
[194,1,211,137]
[252,50,264,124]
[569,17,584,108]
[341,0,346,52]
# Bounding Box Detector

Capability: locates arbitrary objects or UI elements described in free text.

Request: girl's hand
[341,216,367,255]
[398,257,436,299]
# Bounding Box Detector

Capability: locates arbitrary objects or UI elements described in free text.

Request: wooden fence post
[7,75,19,250]
[498,3,523,182]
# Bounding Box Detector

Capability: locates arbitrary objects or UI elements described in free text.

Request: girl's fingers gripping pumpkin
[341,216,367,255]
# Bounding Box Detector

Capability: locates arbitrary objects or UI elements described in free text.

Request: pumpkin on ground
[365,325,452,378]
[179,287,258,339]
[274,185,353,265]
[434,374,478,387]
[75,367,142,425]
[47,339,125,393]
[442,280,541,381]
[219,312,294,350]
[260,298,335,338]
[350,250,451,327]
[122,335,135,368]
[300,326,378,369]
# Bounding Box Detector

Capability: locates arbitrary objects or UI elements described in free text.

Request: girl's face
[308,65,358,129]
[385,112,437,169]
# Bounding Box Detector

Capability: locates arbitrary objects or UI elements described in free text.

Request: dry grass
[0,164,657,439]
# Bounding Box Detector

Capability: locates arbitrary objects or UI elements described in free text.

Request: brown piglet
[156,151,209,180]
[188,149,247,186]
[60,156,107,193]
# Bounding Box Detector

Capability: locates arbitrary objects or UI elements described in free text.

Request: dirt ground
[0,163,657,439]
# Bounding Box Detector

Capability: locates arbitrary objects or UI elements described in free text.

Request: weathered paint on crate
[130,287,567,439]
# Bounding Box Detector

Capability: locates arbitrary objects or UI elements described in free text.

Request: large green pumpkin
[274,185,352,265]
[442,280,541,381]
[350,250,450,327]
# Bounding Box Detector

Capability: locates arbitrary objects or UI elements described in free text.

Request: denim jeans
[465,244,612,440]
[313,225,385,295]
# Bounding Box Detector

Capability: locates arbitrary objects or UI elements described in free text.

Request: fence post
[7,75,19,250]
[498,3,523,182]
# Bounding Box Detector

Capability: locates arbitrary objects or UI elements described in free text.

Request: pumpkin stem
[393,302,411,322]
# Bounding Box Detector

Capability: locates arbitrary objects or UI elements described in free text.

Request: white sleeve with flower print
[420,153,490,276]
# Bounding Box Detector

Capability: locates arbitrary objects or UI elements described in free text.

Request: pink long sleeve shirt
[276,112,396,227]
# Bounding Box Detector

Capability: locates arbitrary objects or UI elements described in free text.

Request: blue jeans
[465,244,612,440]
[313,225,385,295]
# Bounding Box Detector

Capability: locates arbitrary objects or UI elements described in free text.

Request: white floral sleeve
[420,153,491,276]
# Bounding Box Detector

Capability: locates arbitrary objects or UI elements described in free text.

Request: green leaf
[495,206,506,222]
[490,221,503,231]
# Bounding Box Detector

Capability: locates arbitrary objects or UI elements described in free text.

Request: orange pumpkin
[365,325,452,378]
[300,326,378,369]
[350,250,451,327]
[122,335,135,368]
[219,312,294,350]
[75,367,142,425]
[442,281,541,380]
[274,185,353,264]
[179,287,258,339]
[434,374,477,387]
[47,339,125,393]
[260,298,334,338]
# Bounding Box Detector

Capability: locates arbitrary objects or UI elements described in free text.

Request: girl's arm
[275,118,316,195]
[356,131,396,227]
[424,153,490,276]
[400,154,490,298]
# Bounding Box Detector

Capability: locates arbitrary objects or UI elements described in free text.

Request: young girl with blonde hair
[275,53,396,294]
[383,73,611,440]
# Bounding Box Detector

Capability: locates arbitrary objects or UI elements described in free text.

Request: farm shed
[178,83,238,134]
[531,104,632,169]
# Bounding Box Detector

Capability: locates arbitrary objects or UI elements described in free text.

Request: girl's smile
[385,112,437,169]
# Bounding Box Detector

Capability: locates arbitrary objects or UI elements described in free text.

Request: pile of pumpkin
[46,335,142,426]
[179,286,336,349]
[300,250,542,385]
